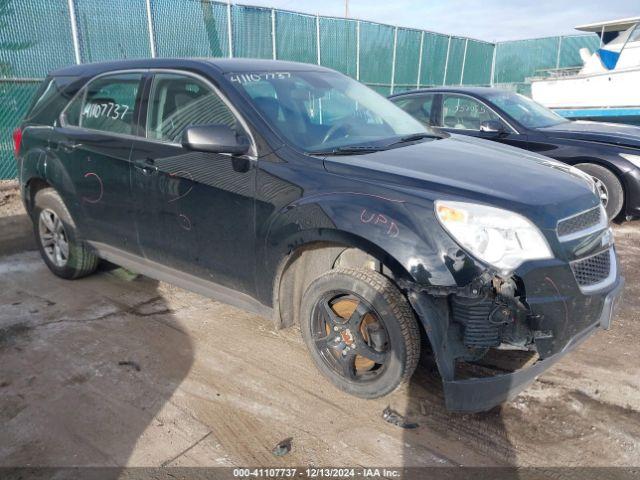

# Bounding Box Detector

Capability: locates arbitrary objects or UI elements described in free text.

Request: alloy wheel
[38,208,69,268]
[310,292,390,382]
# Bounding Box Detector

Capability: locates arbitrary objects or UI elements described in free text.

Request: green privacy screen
[393,28,422,92]
[319,17,357,77]
[420,33,449,86]
[152,0,229,57]
[557,34,600,67]
[0,0,599,178]
[276,11,316,64]
[0,81,40,179]
[463,40,494,85]
[444,37,466,85]
[75,0,151,63]
[358,21,394,95]
[0,0,75,78]
[232,4,272,59]
[493,34,599,84]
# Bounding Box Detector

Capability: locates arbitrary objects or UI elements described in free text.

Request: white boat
[531,17,640,123]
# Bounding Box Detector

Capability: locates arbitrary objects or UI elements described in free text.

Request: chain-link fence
[0,79,39,179]
[0,0,599,179]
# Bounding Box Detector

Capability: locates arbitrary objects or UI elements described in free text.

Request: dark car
[389,87,640,220]
[14,59,623,412]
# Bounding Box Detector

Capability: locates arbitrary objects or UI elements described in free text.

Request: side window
[63,73,142,135]
[441,94,500,130]
[393,95,435,125]
[146,73,238,143]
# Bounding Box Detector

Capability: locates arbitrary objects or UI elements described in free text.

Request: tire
[300,267,420,398]
[32,188,99,279]
[575,163,624,220]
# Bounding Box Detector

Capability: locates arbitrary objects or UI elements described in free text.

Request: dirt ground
[0,182,639,468]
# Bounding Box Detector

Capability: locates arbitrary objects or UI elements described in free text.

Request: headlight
[435,200,553,272]
[620,153,640,169]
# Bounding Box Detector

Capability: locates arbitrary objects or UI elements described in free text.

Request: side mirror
[480,120,506,136]
[181,124,250,155]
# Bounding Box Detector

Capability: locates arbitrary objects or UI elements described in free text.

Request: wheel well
[24,178,51,215]
[574,161,626,216]
[272,241,409,329]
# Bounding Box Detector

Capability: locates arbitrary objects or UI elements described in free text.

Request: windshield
[226,71,434,153]
[485,91,568,129]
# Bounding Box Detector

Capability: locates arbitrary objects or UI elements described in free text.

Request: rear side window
[63,73,143,135]
[24,76,78,126]
[146,73,237,143]
[392,94,435,125]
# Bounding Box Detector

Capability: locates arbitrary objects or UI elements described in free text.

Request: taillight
[12,128,23,157]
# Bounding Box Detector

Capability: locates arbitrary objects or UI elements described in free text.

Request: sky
[239,0,639,41]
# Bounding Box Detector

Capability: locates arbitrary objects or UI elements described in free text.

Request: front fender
[260,192,482,300]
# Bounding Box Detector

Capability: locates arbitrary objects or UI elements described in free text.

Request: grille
[557,207,603,239]
[571,249,611,288]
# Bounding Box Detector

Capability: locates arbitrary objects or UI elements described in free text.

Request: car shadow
[0,257,195,476]
[398,338,519,471]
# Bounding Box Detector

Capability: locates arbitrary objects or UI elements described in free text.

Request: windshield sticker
[451,104,486,114]
[82,101,129,121]
[229,72,291,85]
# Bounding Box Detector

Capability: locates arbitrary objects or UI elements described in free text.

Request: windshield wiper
[311,133,442,155]
[392,132,443,144]
[311,145,387,155]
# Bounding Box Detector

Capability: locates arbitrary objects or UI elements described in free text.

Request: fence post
[271,9,277,60]
[66,0,82,64]
[390,26,398,94]
[443,36,451,85]
[416,30,424,88]
[145,0,157,58]
[226,0,233,58]
[555,36,563,69]
[490,43,497,86]
[460,38,468,85]
[356,20,360,80]
[316,14,321,65]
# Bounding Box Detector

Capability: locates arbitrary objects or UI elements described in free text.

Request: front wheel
[575,163,624,220]
[300,267,420,399]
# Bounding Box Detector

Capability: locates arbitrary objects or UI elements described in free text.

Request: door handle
[59,140,82,152]
[134,157,158,175]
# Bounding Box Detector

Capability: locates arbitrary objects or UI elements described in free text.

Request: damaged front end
[406,264,624,413]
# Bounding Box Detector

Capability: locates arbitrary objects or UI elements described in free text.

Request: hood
[322,135,599,229]
[538,120,640,149]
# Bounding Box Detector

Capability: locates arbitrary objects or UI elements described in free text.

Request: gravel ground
[0,181,23,218]
[0,189,638,468]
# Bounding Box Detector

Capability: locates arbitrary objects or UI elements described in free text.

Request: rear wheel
[575,163,624,220]
[300,267,420,398]
[32,188,99,279]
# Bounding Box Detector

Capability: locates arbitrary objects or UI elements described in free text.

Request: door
[437,93,529,149]
[50,72,144,253]
[130,72,257,295]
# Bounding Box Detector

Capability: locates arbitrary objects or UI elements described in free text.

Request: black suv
[15,59,624,412]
